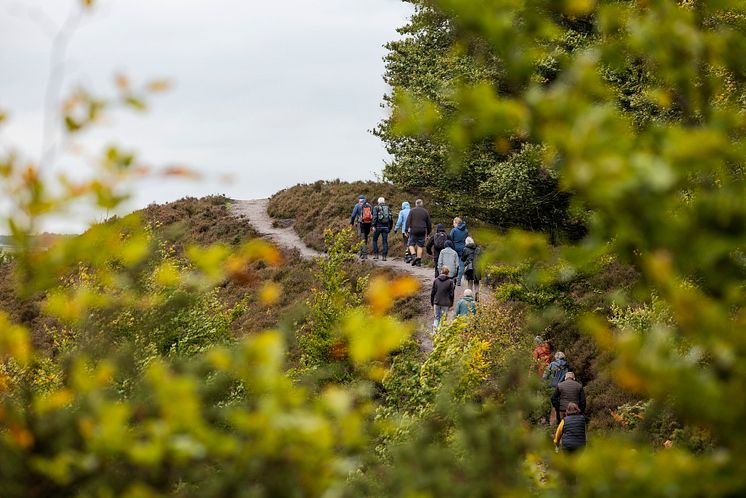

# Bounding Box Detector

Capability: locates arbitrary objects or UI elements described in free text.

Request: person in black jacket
[553,402,586,453]
[461,237,481,300]
[405,199,432,267]
[371,197,393,261]
[426,224,450,277]
[430,266,455,333]
[551,372,586,421]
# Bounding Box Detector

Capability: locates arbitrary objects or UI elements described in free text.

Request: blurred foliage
[389,0,746,495]
[2,0,746,496]
[377,1,581,236]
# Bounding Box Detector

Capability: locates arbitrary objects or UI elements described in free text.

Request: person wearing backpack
[543,351,570,425]
[371,197,393,261]
[426,224,450,276]
[350,195,373,259]
[450,217,469,286]
[455,288,477,317]
[437,240,460,284]
[461,237,481,300]
[394,201,411,262]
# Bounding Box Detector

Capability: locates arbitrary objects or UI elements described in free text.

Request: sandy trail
[231,198,479,352]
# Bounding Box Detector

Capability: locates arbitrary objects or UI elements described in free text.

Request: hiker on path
[350,195,373,259]
[394,201,411,262]
[426,224,450,277]
[450,217,469,286]
[455,288,477,317]
[431,266,455,332]
[544,351,570,425]
[461,236,481,299]
[552,372,586,421]
[405,199,432,267]
[532,336,552,377]
[371,197,393,261]
[438,240,460,284]
[553,402,586,453]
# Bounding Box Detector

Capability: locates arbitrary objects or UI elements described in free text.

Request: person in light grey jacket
[437,240,459,283]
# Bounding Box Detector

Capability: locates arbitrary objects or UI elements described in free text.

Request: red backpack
[361,204,373,223]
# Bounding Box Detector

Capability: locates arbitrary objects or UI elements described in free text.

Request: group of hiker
[534,338,588,453]
[350,195,482,332]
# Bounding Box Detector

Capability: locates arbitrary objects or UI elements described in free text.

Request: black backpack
[377,205,391,223]
[433,232,448,250]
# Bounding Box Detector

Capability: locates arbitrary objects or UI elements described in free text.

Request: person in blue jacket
[450,217,469,285]
[394,201,411,262]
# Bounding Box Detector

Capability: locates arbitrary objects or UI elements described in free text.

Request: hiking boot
[382,255,387,261]
[413,258,422,267]
[404,254,412,263]
[373,254,379,260]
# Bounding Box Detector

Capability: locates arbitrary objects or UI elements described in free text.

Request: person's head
[464,289,473,297]
[415,199,423,207]
[445,240,454,249]
[378,197,385,205]
[436,223,445,232]
[564,371,575,381]
[358,195,365,204]
[534,335,544,345]
[441,266,450,275]
[465,236,475,246]
[566,402,581,416]
[555,351,565,360]
[453,216,462,227]
[402,201,410,209]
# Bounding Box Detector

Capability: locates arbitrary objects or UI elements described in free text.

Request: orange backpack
[361,204,373,223]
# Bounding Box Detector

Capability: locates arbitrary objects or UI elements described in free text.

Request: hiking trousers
[373,227,389,257]
[357,223,371,256]
[433,305,449,332]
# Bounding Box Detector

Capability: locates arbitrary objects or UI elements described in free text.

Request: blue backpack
[550,360,569,387]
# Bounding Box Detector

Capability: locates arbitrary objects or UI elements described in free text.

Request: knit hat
[534,336,544,345]
[445,240,454,249]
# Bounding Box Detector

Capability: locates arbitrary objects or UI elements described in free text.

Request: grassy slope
[267,180,454,253]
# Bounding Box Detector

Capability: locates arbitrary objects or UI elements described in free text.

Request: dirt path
[232,198,478,352]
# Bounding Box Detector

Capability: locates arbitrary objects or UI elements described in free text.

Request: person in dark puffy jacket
[461,237,481,300]
[405,199,432,267]
[551,372,586,420]
[450,217,469,285]
[371,197,393,261]
[554,402,586,453]
[430,266,455,332]
[426,224,450,277]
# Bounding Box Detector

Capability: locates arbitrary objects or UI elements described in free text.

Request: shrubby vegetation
[1,0,745,496]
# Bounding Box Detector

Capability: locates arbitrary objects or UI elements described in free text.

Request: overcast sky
[0,0,411,232]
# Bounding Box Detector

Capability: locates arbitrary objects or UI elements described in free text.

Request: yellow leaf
[342,310,411,366]
[259,281,282,306]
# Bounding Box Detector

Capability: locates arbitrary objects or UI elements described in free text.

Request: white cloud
[0,0,410,232]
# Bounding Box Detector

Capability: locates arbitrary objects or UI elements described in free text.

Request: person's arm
[425,214,432,236]
[543,363,553,381]
[437,251,444,271]
[455,300,463,316]
[405,210,413,231]
[579,387,587,413]
[551,387,560,409]
[449,280,455,307]
[452,253,459,278]
[394,211,403,232]
[431,280,437,306]
[426,236,434,255]
[350,205,359,225]
[554,419,565,446]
